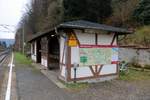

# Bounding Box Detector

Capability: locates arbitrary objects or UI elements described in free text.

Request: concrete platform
[32,63,66,89]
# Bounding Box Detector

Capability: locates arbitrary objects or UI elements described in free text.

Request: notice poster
[68,33,78,47]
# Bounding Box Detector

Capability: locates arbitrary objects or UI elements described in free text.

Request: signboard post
[73,63,78,83]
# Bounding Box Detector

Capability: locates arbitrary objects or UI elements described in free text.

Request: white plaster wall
[100,64,117,75]
[75,30,95,45]
[75,30,117,45]
[97,34,116,45]
[113,38,117,45]
[41,58,48,67]
[71,67,93,78]
[70,64,117,79]
[31,41,37,62]
[31,43,34,61]
[34,41,37,55]
[31,55,36,62]
[60,66,66,77]
[71,47,79,64]
[60,37,66,64]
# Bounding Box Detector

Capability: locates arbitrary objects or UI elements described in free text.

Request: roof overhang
[28,29,55,43]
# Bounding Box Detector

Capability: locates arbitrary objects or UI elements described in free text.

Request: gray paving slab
[15,64,72,100]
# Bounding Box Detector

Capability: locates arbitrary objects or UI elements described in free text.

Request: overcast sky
[0,0,29,39]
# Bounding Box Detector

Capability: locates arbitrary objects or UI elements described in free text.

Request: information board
[79,48,112,65]
[79,47,119,65]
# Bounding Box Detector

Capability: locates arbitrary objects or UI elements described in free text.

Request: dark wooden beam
[111,34,116,45]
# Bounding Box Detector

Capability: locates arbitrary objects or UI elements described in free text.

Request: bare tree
[106,0,139,27]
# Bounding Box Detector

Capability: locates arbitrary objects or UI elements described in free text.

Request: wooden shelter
[28,20,132,82]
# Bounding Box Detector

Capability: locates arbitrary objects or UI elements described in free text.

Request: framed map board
[79,48,113,65]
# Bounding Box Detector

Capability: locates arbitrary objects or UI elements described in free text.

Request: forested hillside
[63,0,112,22]
[15,0,150,51]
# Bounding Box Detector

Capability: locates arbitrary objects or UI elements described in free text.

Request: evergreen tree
[87,0,112,22]
[133,0,150,25]
[63,0,112,23]
[63,0,87,21]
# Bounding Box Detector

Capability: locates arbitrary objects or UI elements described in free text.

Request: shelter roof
[28,20,133,42]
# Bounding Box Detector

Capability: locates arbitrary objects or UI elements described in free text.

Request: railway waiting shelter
[28,20,132,82]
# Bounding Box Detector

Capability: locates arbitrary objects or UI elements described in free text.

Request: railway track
[0,50,10,64]
[0,50,11,99]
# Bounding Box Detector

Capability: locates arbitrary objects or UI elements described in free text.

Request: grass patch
[14,52,32,65]
[119,68,150,81]
[65,82,89,91]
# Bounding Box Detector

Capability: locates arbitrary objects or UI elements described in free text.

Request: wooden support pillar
[47,36,50,68]
[111,33,116,45]
[65,32,72,82]
[66,46,71,81]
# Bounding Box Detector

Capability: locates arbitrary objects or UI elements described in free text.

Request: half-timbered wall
[30,29,119,82]
[41,37,48,67]
[60,33,67,79]
[31,41,37,62]
[97,33,117,45]
[76,30,95,45]
[68,29,118,82]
